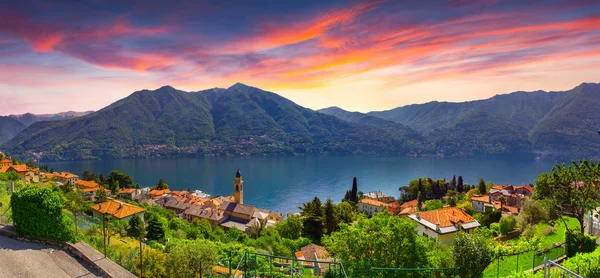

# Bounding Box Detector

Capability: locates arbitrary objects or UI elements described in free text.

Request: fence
[231,251,347,278]
[484,243,565,278]
[368,267,456,278]
[542,257,583,278]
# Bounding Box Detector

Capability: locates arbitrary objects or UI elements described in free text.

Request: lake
[44,156,560,214]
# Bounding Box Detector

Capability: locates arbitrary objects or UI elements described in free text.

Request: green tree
[446,190,457,207]
[336,201,357,224]
[452,233,493,278]
[249,219,266,239]
[82,170,96,181]
[417,192,424,210]
[146,215,166,241]
[351,177,358,202]
[108,170,134,188]
[517,199,549,228]
[324,213,437,277]
[323,199,339,235]
[12,157,21,165]
[450,175,457,190]
[94,188,107,203]
[457,176,464,193]
[11,187,75,241]
[499,216,516,236]
[166,239,218,278]
[276,214,303,240]
[300,196,324,243]
[64,189,85,235]
[423,199,443,211]
[156,178,169,190]
[478,178,487,195]
[128,214,145,238]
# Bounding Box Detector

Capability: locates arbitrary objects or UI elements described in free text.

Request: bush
[542,226,557,236]
[481,210,502,227]
[452,233,493,278]
[565,230,597,257]
[522,224,537,238]
[490,223,500,237]
[499,216,517,236]
[11,186,75,241]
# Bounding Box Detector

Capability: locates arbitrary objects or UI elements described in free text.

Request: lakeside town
[2,149,600,277]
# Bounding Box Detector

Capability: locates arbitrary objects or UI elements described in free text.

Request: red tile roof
[400,199,418,209]
[91,199,145,219]
[359,198,388,207]
[417,207,476,228]
[75,180,99,189]
[471,195,490,203]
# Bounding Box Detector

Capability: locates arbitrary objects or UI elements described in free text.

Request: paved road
[0,235,101,278]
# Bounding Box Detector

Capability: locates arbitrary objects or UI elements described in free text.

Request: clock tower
[234,169,244,204]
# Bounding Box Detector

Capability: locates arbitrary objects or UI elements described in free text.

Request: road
[0,235,101,278]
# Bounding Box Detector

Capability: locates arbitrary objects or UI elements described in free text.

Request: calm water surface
[45,156,559,213]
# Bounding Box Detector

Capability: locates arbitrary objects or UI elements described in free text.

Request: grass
[483,217,580,278]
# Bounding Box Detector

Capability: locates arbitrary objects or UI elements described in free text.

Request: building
[164,198,192,214]
[408,207,480,245]
[363,191,395,204]
[399,199,419,215]
[234,169,243,204]
[74,180,103,199]
[387,201,401,215]
[295,244,333,275]
[358,198,388,217]
[118,188,141,200]
[0,158,12,167]
[0,164,39,185]
[471,195,494,214]
[55,172,79,185]
[91,199,145,222]
[183,205,228,229]
[472,184,534,215]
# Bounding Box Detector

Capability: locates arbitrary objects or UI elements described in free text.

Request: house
[220,202,255,222]
[75,180,103,199]
[0,164,38,184]
[91,199,145,222]
[399,199,419,216]
[118,188,141,200]
[183,205,228,229]
[471,195,494,214]
[358,198,388,217]
[164,198,192,214]
[0,158,12,167]
[149,189,171,199]
[295,244,333,275]
[54,172,79,185]
[363,191,395,204]
[387,202,401,215]
[408,207,481,245]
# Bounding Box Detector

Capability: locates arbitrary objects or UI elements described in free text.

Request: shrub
[452,233,493,278]
[565,230,597,257]
[11,186,75,241]
[522,224,537,238]
[490,223,500,237]
[499,216,517,236]
[542,226,557,236]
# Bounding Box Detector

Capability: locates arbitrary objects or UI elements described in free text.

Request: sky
[1,0,600,115]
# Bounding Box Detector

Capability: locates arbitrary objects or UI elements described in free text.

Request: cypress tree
[351,177,358,202]
[478,178,487,194]
[146,216,165,241]
[457,176,464,193]
[450,175,457,190]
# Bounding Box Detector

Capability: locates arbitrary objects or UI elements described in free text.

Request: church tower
[233,169,244,204]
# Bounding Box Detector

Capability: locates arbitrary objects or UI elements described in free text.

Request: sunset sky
[1,0,600,115]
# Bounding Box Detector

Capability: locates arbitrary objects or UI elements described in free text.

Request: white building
[408,207,480,245]
[358,198,388,217]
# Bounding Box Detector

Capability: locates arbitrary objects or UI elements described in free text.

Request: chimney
[416,212,420,220]
[436,222,440,231]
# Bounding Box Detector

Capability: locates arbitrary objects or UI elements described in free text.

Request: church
[182,169,284,233]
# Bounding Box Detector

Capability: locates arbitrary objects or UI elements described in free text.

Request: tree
[351,177,358,202]
[417,192,424,210]
[498,196,505,211]
[446,190,457,207]
[499,216,517,236]
[276,214,303,240]
[299,197,324,243]
[166,239,218,278]
[11,187,75,241]
[95,188,107,203]
[64,190,85,235]
[450,175,457,191]
[12,157,21,165]
[128,214,145,238]
[156,178,169,190]
[452,233,493,278]
[478,178,487,195]
[249,218,266,239]
[336,201,357,224]
[146,215,166,241]
[423,199,443,211]
[82,170,96,181]
[108,170,134,188]
[323,199,339,235]
[323,213,439,276]
[457,176,464,193]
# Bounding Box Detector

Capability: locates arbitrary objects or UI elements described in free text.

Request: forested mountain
[0,117,26,145]
[3,82,600,160]
[366,82,600,158]
[2,84,406,160]
[10,111,93,127]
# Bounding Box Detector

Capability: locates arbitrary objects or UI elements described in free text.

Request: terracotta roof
[164,199,192,211]
[399,207,417,215]
[416,207,476,228]
[91,199,145,219]
[300,244,331,262]
[400,200,418,209]
[518,185,534,192]
[149,189,171,196]
[56,172,78,179]
[0,166,9,173]
[82,187,101,193]
[8,165,28,173]
[1,158,12,163]
[359,198,388,207]
[170,190,189,196]
[118,188,136,194]
[75,180,99,189]
[471,195,490,203]
[184,205,227,221]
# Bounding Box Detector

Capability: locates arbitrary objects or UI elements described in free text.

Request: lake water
[44,156,560,214]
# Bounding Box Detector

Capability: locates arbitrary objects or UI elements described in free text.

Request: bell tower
[234,169,244,204]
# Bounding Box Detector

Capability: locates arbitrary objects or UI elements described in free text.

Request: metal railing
[232,251,347,278]
[542,257,583,278]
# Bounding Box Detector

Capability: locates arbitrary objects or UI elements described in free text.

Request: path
[0,235,101,278]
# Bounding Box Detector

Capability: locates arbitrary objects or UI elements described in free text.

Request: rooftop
[91,199,145,219]
[409,207,480,234]
[359,198,388,207]
[400,199,418,209]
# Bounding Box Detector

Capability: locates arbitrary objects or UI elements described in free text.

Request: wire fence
[230,251,347,278]
[484,243,566,278]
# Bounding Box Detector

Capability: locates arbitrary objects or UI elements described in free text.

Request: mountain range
[0,111,93,145]
[2,82,600,161]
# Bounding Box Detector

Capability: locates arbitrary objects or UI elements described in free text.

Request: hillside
[10,111,93,127]
[367,83,600,158]
[0,116,26,145]
[3,84,405,160]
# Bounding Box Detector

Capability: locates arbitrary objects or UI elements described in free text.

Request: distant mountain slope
[318,106,425,153]
[529,83,600,158]
[0,116,26,145]
[3,84,406,160]
[10,111,93,127]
